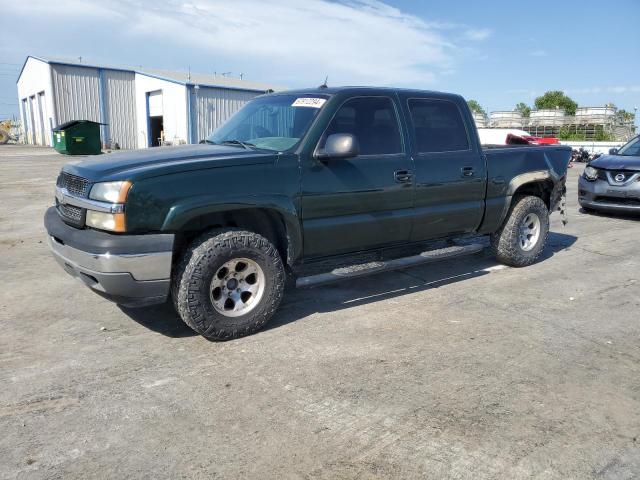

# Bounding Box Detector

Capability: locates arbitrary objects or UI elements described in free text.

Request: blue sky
[1,0,639,124]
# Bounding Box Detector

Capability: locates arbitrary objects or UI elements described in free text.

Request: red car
[478,129,559,146]
[507,133,559,145]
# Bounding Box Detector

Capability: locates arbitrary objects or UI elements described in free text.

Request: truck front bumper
[44,207,174,307]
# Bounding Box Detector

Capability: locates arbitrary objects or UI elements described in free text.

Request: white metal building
[16,56,279,149]
[489,111,524,128]
[471,111,488,128]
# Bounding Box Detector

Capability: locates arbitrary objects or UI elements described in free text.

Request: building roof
[19,55,281,93]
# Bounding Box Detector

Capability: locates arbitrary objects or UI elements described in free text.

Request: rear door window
[408,99,470,153]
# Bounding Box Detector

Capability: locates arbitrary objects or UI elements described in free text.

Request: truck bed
[483,145,571,178]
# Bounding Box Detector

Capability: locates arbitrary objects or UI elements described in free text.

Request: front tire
[490,195,549,267]
[172,229,285,340]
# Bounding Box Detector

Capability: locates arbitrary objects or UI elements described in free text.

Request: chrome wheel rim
[519,213,541,251]
[210,258,265,317]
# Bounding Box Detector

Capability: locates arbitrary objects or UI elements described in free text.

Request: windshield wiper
[200,139,216,145]
[220,139,256,150]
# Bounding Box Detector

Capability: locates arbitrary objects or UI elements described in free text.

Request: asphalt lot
[1,144,639,479]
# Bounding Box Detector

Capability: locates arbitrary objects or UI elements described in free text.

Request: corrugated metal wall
[51,65,101,124]
[52,64,137,149]
[50,64,269,148]
[103,70,136,149]
[193,87,261,141]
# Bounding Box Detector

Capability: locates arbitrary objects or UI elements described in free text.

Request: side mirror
[316,133,359,160]
[609,148,618,155]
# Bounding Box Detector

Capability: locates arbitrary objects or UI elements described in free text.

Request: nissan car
[579,135,640,214]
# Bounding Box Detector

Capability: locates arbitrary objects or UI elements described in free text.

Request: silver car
[578,135,640,213]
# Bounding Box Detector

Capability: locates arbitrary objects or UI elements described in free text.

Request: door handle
[394,170,413,183]
[461,166,475,177]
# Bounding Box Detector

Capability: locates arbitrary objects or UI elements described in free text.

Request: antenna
[319,76,328,89]
[188,66,191,82]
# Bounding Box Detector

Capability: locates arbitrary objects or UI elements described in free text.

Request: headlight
[89,181,132,203]
[584,166,598,181]
[86,211,126,232]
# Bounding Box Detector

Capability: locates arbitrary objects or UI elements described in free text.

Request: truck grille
[56,201,85,227]
[57,172,90,198]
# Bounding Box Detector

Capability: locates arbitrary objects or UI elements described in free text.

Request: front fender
[161,194,303,264]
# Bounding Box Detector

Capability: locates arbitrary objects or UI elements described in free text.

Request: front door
[399,95,487,241]
[301,96,414,258]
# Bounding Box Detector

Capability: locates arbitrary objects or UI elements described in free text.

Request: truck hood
[62,144,277,182]
[589,154,640,172]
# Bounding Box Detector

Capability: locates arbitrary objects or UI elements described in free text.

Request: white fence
[559,141,626,155]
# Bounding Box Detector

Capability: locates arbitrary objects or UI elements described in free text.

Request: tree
[594,128,613,141]
[617,109,635,123]
[514,102,531,118]
[557,126,585,141]
[534,91,578,116]
[467,99,486,117]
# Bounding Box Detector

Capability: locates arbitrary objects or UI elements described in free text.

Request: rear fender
[479,170,556,234]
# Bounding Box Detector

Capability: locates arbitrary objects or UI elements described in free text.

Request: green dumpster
[53,120,103,155]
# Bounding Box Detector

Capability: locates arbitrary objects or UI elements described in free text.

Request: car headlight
[89,181,132,203]
[584,166,598,181]
[85,211,126,232]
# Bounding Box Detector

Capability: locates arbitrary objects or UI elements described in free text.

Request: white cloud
[464,28,492,41]
[8,0,490,87]
[530,49,547,57]
[566,85,640,95]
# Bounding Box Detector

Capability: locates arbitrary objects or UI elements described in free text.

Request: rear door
[300,95,414,258]
[399,95,486,241]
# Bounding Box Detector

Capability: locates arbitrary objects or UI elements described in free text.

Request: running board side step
[295,243,484,288]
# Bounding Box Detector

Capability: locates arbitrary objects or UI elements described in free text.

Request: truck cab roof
[268,86,464,102]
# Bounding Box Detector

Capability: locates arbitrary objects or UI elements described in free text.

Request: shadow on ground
[579,207,640,221]
[119,302,197,338]
[119,232,577,338]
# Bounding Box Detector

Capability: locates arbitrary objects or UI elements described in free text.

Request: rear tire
[490,195,549,267]
[172,229,285,340]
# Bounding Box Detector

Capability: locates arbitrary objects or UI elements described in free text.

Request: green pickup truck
[45,87,571,340]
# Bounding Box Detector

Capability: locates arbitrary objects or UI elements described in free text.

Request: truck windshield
[206,94,329,152]
[617,136,640,156]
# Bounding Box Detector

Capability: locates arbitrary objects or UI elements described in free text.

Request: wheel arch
[495,176,554,230]
[509,176,555,209]
[479,171,556,234]
[163,196,302,266]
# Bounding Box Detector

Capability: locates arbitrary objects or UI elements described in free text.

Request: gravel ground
[1,145,639,479]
